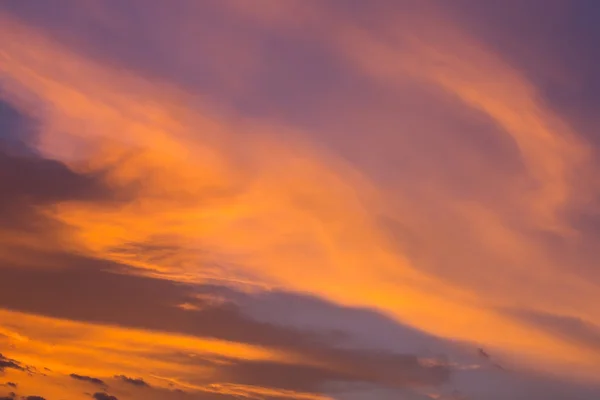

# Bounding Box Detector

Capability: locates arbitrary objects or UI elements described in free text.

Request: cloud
[0,2,600,399]
[0,265,344,350]
[211,354,447,394]
[92,394,118,400]
[0,99,108,208]
[114,375,149,388]
[70,373,106,387]
[0,354,24,373]
[0,275,453,397]
[0,98,115,271]
[0,8,555,370]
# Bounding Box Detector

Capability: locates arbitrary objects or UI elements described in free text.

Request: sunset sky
[1,1,600,399]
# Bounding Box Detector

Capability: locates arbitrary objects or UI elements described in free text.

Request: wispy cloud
[0,1,599,399]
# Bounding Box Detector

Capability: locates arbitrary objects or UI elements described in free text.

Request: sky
[0,1,599,399]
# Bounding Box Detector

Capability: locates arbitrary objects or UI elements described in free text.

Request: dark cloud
[0,264,453,394]
[0,262,453,359]
[0,99,117,261]
[4,383,16,388]
[92,393,118,400]
[0,354,43,378]
[114,375,148,387]
[0,354,24,373]
[0,99,107,210]
[211,352,448,394]
[0,148,104,207]
[24,396,45,400]
[0,265,335,350]
[70,374,106,387]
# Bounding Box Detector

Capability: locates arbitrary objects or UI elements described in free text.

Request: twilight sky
[0,1,600,399]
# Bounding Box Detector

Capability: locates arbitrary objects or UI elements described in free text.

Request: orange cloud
[1,4,599,391]
[0,308,327,399]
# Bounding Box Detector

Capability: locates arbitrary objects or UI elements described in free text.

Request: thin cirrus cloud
[0,1,600,399]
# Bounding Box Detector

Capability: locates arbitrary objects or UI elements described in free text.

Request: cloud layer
[0,1,599,399]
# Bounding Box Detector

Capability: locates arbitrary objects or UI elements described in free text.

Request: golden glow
[0,5,599,399]
[0,309,323,399]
